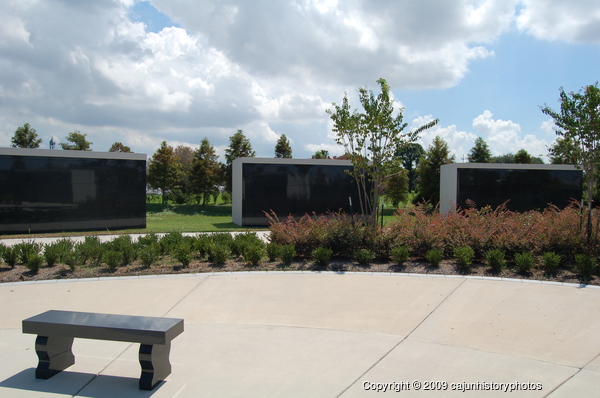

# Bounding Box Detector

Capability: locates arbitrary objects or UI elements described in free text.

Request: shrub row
[267,204,600,280]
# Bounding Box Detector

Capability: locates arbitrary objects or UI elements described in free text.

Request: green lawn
[145,203,253,232]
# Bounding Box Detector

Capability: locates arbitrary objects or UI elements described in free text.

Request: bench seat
[23,310,184,390]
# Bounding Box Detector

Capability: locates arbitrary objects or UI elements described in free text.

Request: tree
[541,83,600,243]
[174,145,194,196]
[468,137,492,163]
[414,136,455,205]
[514,149,533,164]
[384,161,409,208]
[549,136,579,164]
[108,142,131,152]
[60,131,92,151]
[274,134,292,158]
[311,150,331,159]
[190,138,222,205]
[492,153,515,163]
[11,123,42,148]
[327,78,438,225]
[224,129,255,194]
[147,141,181,204]
[396,142,425,192]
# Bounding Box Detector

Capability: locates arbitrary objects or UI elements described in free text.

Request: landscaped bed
[1,203,599,285]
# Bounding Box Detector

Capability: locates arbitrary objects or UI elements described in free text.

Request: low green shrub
[514,252,535,274]
[486,249,506,272]
[43,243,62,267]
[63,251,81,271]
[0,243,5,263]
[16,241,42,265]
[355,249,375,266]
[243,243,265,266]
[266,243,281,262]
[232,232,262,257]
[391,245,410,266]
[25,253,44,274]
[195,235,212,259]
[139,243,160,268]
[175,243,193,267]
[54,238,75,263]
[541,252,561,275]
[103,251,123,272]
[574,254,596,281]
[3,246,18,267]
[160,231,183,255]
[279,245,296,265]
[425,249,443,267]
[137,232,160,247]
[454,246,475,270]
[207,244,230,264]
[312,247,333,266]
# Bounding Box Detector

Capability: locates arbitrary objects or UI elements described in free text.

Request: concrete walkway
[1,272,599,397]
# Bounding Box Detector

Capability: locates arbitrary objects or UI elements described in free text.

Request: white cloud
[517,0,600,43]
[0,0,595,161]
[415,116,478,161]
[472,110,550,158]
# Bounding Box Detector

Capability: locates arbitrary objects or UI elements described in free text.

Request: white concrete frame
[440,163,581,214]
[0,147,146,161]
[232,157,353,226]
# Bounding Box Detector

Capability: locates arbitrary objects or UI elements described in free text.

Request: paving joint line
[335,278,468,397]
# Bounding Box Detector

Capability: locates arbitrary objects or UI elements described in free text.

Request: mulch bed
[1,257,597,286]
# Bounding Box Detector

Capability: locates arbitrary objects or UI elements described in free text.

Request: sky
[1,0,599,162]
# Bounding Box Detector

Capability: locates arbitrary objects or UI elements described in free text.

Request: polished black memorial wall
[241,162,364,224]
[457,168,582,212]
[0,150,146,234]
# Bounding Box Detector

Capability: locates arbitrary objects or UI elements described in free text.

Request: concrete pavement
[0,272,599,397]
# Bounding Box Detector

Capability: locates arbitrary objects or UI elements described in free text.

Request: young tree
[190,138,221,205]
[514,149,533,164]
[311,150,331,159]
[224,129,255,194]
[60,131,92,151]
[147,141,181,204]
[108,142,131,152]
[384,161,409,208]
[11,123,42,148]
[467,137,492,163]
[274,134,292,158]
[548,136,579,164]
[541,83,600,243]
[174,145,194,195]
[327,78,438,225]
[414,136,455,205]
[396,142,425,192]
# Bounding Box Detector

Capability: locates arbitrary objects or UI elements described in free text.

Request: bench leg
[34,335,75,379]
[138,342,171,390]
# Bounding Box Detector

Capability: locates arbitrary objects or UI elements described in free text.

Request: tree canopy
[60,131,92,151]
[190,138,221,205]
[11,123,42,148]
[311,150,331,159]
[414,136,454,205]
[467,137,492,163]
[108,142,131,152]
[147,141,181,204]
[327,78,438,225]
[541,82,600,243]
[396,142,425,192]
[224,129,255,194]
[274,134,292,158]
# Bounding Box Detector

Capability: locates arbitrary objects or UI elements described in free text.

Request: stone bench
[22,310,184,390]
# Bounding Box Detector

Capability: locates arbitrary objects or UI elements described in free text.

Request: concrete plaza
[1,272,599,397]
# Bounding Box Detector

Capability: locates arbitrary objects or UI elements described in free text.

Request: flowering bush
[267,203,599,266]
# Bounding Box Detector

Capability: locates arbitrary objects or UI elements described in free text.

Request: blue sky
[1,0,599,162]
